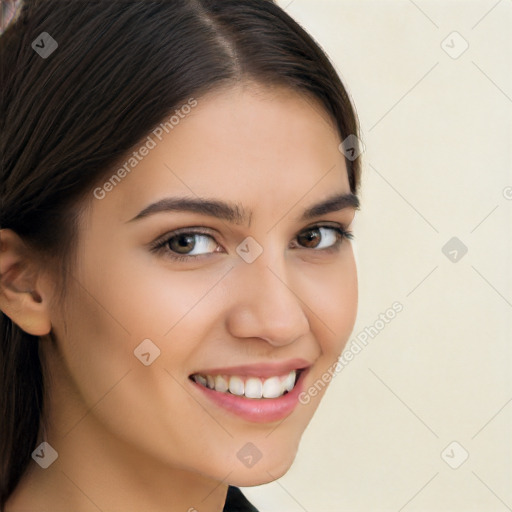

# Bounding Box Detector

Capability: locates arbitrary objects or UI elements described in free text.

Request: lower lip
[189,369,309,424]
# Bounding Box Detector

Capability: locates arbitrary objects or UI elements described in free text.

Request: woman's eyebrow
[125,192,359,226]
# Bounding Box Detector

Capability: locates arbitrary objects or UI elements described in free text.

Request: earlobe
[0,228,52,336]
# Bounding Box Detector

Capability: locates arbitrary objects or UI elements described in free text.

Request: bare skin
[1,81,358,512]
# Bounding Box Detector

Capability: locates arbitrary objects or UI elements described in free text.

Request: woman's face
[45,82,358,488]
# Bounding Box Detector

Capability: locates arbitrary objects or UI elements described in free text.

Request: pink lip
[189,367,310,424]
[190,358,312,378]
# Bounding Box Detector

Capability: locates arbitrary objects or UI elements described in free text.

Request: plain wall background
[240,1,512,510]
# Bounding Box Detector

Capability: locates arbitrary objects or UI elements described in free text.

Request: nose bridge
[226,246,310,345]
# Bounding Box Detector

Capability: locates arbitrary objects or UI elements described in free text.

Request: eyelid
[149,222,354,261]
[148,226,217,252]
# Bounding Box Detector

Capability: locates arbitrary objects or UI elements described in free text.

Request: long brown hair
[0,0,361,506]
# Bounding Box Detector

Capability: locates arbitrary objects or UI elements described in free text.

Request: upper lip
[190,358,312,378]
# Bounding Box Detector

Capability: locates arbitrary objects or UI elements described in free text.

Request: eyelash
[149,224,354,263]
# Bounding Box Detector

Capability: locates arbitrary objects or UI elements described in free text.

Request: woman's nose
[225,254,311,347]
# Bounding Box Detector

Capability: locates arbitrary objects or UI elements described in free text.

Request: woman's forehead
[90,84,349,223]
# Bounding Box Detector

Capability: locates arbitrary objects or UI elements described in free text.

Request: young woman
[0,1,362,510]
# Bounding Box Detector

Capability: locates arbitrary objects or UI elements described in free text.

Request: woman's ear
[0,228,52,336]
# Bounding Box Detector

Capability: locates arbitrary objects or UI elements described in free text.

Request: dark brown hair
[0,0,361,506]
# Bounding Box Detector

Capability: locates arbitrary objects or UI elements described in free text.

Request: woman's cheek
[113,256,226,335]
[300,253,358,352]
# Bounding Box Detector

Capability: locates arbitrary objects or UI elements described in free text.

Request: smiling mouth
[189,369,304,399]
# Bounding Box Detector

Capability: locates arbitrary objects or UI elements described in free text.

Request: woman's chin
[226,454,295,487]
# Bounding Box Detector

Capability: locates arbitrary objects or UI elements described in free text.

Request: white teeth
[195,375,207,387]
[214,375,229,393]
[262,376,283,398]
[228,376,244,396]
[284,371,295,392]
[193,370,299,399]
[244,378,263,399]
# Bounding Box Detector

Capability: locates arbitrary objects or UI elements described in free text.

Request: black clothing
[223,486,259,511]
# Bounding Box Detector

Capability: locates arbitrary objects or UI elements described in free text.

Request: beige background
[241,0,512,510]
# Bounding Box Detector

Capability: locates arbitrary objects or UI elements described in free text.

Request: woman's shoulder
[223,486,259,512]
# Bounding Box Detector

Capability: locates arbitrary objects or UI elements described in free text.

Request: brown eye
[153,231,219,260]
[168,234,197,254]
[295,225,352,251]
[297,228,322,248]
